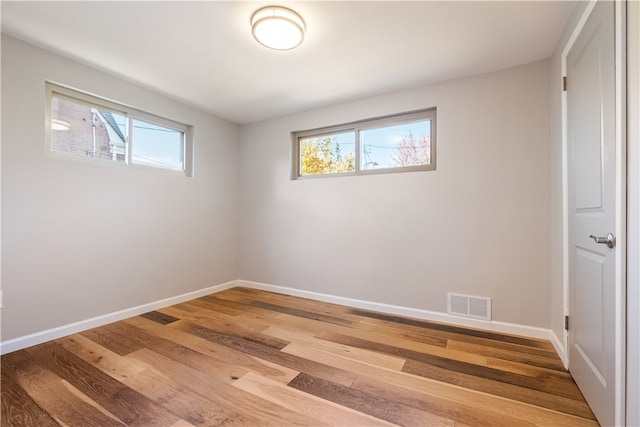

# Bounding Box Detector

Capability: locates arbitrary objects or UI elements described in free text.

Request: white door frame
[561,0,627,424]
[626,1,639,425]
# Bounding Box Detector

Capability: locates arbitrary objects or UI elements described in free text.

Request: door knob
[589,233,616,249]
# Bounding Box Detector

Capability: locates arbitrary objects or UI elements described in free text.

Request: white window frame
[45,82,194,177]
[292,108,436,179]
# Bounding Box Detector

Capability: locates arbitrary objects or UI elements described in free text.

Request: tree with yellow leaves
[300,136,355,175]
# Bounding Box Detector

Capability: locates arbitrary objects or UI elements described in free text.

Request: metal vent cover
[447,293,491,320]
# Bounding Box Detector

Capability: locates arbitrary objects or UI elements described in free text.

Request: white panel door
[567,1,617,426]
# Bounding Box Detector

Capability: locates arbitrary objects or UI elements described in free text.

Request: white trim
[550,330,568,368]
[1,279,561,358]
[560,1,627,424]
[560,0,598,371]
[626,2,640,425]
[292,108,437,179]
[613,2,627,424]
[45,81,193,176]
[0,280,239,355]
[238,280,555,342]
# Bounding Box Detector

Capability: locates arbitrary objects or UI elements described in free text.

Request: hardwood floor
[1,287,598,426]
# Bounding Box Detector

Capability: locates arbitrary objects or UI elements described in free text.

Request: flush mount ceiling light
[251,6,305,50]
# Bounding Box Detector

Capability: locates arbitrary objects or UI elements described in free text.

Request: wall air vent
[447,293,491,321]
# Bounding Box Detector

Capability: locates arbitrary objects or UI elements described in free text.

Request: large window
[47,82,193,176]
[293,108,436,178]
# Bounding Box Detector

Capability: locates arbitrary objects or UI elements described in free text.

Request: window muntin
[47,83,192,175]
[293,109,436,178]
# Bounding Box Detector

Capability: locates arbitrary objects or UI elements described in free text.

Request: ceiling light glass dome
[251,6,305,50]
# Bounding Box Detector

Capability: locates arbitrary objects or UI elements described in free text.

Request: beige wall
[1,36,557,341]
[239,60,552,328]
[1,35,241,341]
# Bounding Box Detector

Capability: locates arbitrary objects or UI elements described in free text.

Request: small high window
[47,83,193,176]
[293,108,436,178]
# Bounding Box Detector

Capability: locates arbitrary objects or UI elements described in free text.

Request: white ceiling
[1,1,576,124]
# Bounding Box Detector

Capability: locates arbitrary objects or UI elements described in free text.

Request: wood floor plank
[485,355,575,380]
[243,356,301,384]
[264,326,407,371]
[25,343,181,427]
[342,350,596,427]
[57,334,150,383]
[250,300,358,328]
[341,351,596,427]
[280,338,592,425]
[2,350,127,427]
[122,368,248,427]
[158,305,272,334]
[278,339,591,426]
[80,326,145,357]
[125,350,323,427]
[171,320,358,387]
[403,358,595,419]
[320,330,584,400]
[2,288,598,427]
[108,319,251,385]
[275,310,450,349]
[126,316,299,384]
[1,367,61,427]
[230,288,371,324]
[281,341,414,384]
[171,301,204,313]
[350,372,536,427]
[446,338,568,371]
[215,290,374,331]
[139,311,180,325]
[352,375,598,427]
[188,296,249,316]
[199,294,282,318]
[350,308,555,350]
[369,322,565,368]
[239,311,328,337]
[315,327,488,366]
[182,315,291,350]
[199,296,286,320]
[288,372,455,426]
[356,310,560,353]
[234,371,398,427]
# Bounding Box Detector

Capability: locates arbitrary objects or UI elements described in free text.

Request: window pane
[51,96,127,162]
[131,119,184,171]
[360,120,431,170]
[299,131,356,176]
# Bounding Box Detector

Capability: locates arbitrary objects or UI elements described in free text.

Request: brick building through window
[51,97,126,161]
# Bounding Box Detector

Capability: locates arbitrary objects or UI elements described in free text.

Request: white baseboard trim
[550,330,569,368]
[238,280,555,342]
[0,280,239,355]
[1,279,559,356]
